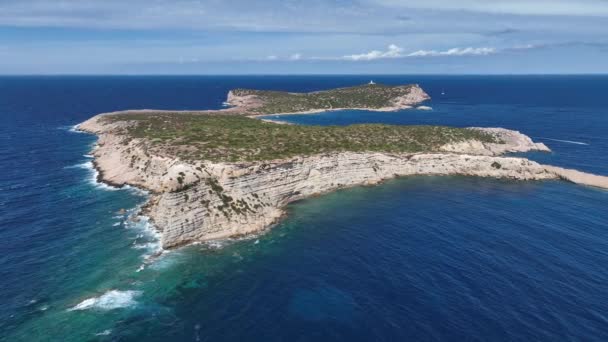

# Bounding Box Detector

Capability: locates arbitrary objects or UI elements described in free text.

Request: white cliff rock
[440,128,550,156]
[79,113,608,249]
[146,153,559,248]
[77,84,608,249]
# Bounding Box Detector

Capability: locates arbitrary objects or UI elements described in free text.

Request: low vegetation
[106,113,498,162]
[232,84,418,114]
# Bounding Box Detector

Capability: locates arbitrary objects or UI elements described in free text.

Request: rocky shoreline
[78,119,608,249]
[77,85,608,249]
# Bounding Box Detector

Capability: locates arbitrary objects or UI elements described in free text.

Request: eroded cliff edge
[78,84,608,249]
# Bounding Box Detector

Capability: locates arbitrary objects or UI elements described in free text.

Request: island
[78,83,608,249]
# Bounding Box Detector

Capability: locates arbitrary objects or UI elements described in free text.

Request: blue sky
[1,0,607,74]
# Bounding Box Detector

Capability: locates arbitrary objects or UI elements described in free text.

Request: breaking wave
[65,161,119,191]
[95,330,112,336]
[60,124,86,134]
[68,290,142,311]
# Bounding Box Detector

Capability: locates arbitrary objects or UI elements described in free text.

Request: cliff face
[76,83,608,249]
[147,153,556,248]
[440,127,551,155]
[77,113,604,249]
[389,84,431,109]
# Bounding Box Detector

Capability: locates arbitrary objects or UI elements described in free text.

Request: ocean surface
[1,75,608,341]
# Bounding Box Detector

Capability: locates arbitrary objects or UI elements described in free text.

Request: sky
[0,0,607,74]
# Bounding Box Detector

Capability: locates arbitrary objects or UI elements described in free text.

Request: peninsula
[78,83,608,248]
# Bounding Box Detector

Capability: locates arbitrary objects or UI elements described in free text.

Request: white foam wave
[132,241,158,250]
[147,250,178,270]
[79,161,120,191]
[123,184,149,196]
[95,330,112,336]
[64,161,91,170]
[65,161,119,190]
[68,290,142,311]
[112,222,121,227]
[126,215,158,238]
[206,240,226,249]
[67,124,86,134]
[536,137,589,145]
[125,214,163,265]
[73,162,162,269]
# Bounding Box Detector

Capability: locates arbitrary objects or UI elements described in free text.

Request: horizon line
[1,73,608,77]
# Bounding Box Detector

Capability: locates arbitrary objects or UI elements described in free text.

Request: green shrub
[107,113,499,163]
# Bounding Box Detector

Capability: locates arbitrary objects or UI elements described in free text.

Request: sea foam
[69,290,142,311]
[67,160,119,191]
[65,124,86,134]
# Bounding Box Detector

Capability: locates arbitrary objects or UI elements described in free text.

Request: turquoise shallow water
[1,76,608,341]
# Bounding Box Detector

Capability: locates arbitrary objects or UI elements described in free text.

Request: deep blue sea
[1,76,608,341]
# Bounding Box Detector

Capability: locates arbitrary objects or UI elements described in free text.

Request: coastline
[74,127,166,262]
[248,104,413,117]
[76,87,608,250]
[250,104,431,118]
[80,115,608,249]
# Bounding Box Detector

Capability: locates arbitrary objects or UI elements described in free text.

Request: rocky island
[78,83,608,249]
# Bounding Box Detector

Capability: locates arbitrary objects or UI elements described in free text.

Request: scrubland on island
[107,113,499,162]
[78,83,608,248]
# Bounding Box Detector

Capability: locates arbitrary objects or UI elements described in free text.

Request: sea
[1,75,608,341]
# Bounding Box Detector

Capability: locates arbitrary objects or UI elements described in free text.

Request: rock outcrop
[440,128,551,155]
[145,153,556,248]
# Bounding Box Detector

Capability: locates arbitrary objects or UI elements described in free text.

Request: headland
[77,83,608,248]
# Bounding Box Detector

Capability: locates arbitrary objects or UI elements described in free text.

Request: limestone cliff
[76,84,608,249]
[146,153,557,248]
[78,113,608,249]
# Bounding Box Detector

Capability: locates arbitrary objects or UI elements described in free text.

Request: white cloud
[257,43,548,63]
[407,47,497,57]
[339,44,498,61]
[343,44,404,61]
